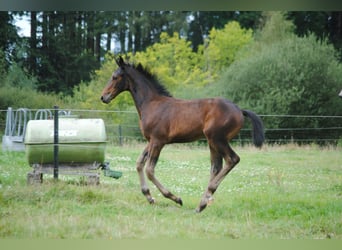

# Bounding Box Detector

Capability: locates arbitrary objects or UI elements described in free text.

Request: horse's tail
[242,110,265,148]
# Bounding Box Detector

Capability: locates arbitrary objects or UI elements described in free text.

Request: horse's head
[101,56,129,104]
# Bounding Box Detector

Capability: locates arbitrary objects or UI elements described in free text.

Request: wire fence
[1,108,342,146]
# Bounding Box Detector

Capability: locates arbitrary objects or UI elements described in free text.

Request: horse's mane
[131,63,173,97]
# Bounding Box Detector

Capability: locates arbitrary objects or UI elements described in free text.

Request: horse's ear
[136,63,143,71]
[115,56,125,69]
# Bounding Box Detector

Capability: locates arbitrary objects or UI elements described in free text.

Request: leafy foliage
[255,11,295,45]
[210,12,342,142]
[0,85,61,110]
[215,35,342,117]
[64,53,136,124]
[204,21,253,77]
[68,27,254,123]
[2,12,342,144]
[0,12,20,66]
[0,63,61,110]
[67,32,211,123]
[129,32,209,90]
[74,26,253,108]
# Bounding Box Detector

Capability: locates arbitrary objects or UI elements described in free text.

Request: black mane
[132,63,173,97]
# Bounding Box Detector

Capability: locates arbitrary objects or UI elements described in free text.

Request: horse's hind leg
[196,140,240,213]
[136,146,155,204]
[144,141,183,206]
[206,146,223,205]
[209,145,223,182]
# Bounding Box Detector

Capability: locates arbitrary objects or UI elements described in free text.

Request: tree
[29,11,37,75]
[211,12,342,142]
[69,31,210,115]
[125,11,188,53]
[70,19,259,110]
[255,11,295,45]
[22,11,191,94]
[128,32,209,91]
[0,12,21,69]
[187,11,261,51]
[14,11,265,94]
[0,50,7,84]
[26,11,101,94]
[203,21,253,79]
[67,52,135,125]
[287,11,342,58]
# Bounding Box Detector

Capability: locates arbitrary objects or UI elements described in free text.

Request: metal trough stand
[27,162,122,185]
[27,162,102,185]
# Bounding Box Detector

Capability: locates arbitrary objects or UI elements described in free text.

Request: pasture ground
[0,143,341,239]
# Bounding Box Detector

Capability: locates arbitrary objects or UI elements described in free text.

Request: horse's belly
[168,124,204,143]
[169,133,204,143]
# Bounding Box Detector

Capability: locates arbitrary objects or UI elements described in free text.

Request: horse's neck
[128,78,160,118]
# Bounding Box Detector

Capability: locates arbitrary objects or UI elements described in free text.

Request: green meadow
[0,144,341,239]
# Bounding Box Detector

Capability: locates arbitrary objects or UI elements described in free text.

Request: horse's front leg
[145,141,183,206]
[136,146,155,204]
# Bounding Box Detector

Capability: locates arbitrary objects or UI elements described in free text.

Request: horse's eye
[112,76,118,80]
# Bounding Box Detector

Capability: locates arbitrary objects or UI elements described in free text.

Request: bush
[211,34,342,143]
[204,21,253,78]
[0,63,63,132]
[0,85,61,110]
[0,62,62,111]
[64,53,136,124]
[216,35,342,117]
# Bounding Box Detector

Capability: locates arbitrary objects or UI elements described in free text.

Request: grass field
[0,143,341,239]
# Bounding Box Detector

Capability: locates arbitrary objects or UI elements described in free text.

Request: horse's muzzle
[100,95,110,104]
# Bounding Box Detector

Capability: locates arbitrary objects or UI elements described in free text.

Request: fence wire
[1,108,342,146]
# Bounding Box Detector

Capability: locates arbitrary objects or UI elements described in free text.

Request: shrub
[204,21,253,78]
[215,34,342,118]
[211,34,342,143]
[0,63,62,111]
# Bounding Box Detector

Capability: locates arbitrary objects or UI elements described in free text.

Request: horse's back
[197,98,244,139]
[149,97,244,143]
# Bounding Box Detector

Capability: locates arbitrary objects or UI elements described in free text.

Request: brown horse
[101,56,265,212]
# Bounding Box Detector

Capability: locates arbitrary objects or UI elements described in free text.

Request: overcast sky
[14,14,30,37]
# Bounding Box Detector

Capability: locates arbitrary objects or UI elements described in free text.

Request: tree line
[70,12,342,144]
[1,11,342,95]
[1,11,342,144]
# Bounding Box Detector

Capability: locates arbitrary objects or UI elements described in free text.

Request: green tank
[24,118,107,165]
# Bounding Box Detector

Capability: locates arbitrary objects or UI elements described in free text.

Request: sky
[14,14,31,37]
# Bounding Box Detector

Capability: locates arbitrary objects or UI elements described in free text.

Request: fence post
[4,107,13,136]
[53,106,59,180]
[118,124,123,146]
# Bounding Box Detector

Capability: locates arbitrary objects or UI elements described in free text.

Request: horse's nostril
[100,96,104,101]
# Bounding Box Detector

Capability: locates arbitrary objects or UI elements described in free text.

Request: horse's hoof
[195,203,207,213]
[195,207,205,213]
[176,197,183,206]
[148,197,155,204]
